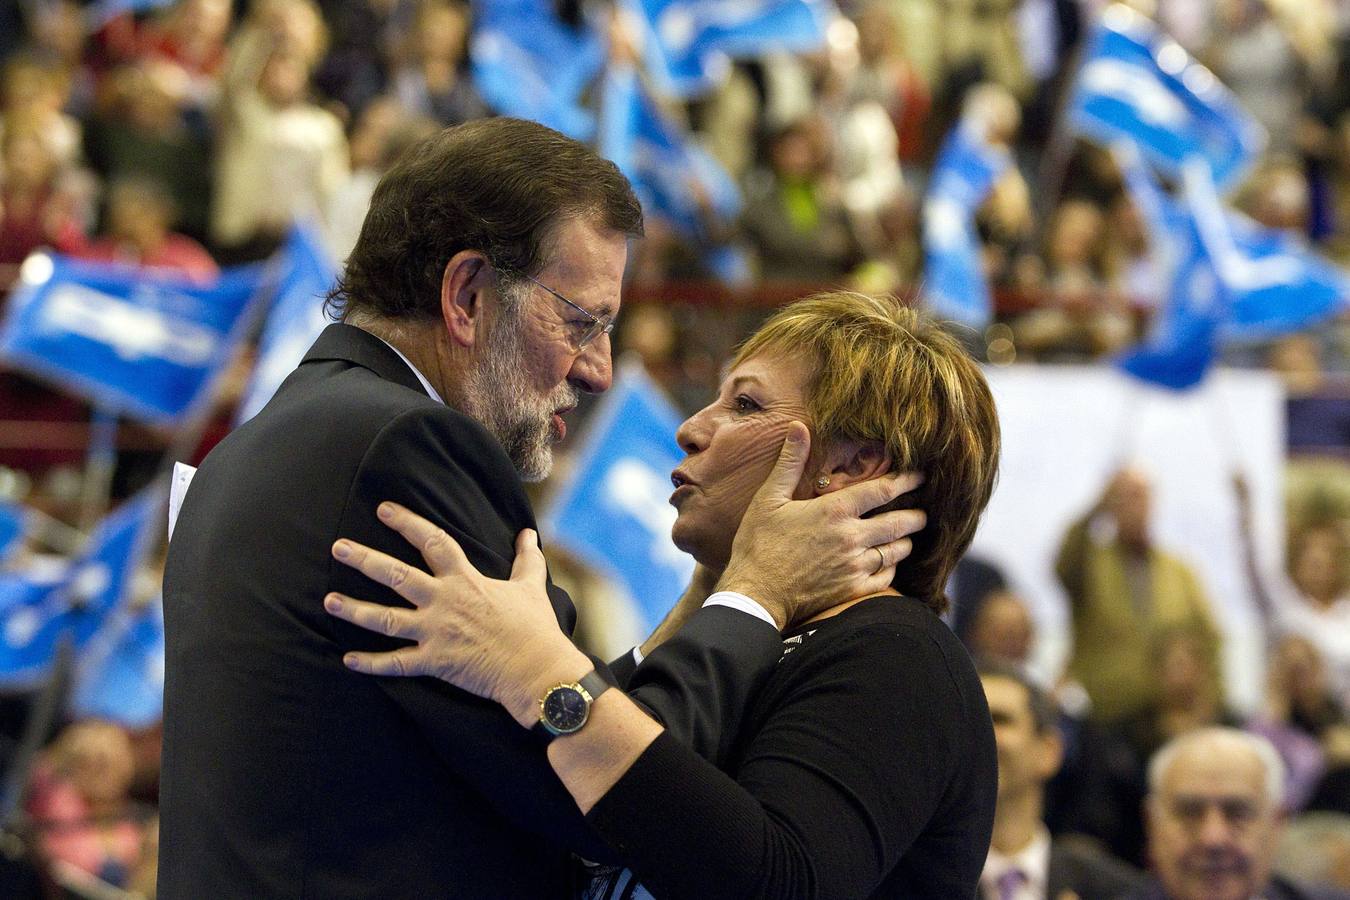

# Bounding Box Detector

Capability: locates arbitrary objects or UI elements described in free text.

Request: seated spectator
[1277,520,1350,707]
[84,59,214,242]
[965,588,1035,668]
[76,176,219,282]
[979,663,1145,900]
[0,125,86,295]
[212,0,348,261]
[391,0,486,126]
[136,0,234,113]
[740,117,865,283]
[1124,727,1348,900]
[1014,198,1133,360]
[0,52,82,170]
[25,720,148,889]
[1251,634,1345,812]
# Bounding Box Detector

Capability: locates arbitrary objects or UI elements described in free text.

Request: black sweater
[588,596,997,899]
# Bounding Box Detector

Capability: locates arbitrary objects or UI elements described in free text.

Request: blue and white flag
[0,254,266,425]
[471,0,607,140]
[0,502,25,562]
[921,121,1010,329]
[70,598,165,729]
[631,0,837,98]
[1115,159,1350,389]
[235,225,338,424]
[0,489,161,687]
[542,360,693,632]
[1068,3,1264,193]
[599,65,742,242]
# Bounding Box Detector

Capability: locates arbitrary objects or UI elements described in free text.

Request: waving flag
[0,490,160,687]
[600,65,742,241]
[0,254,265,425]
[471,0,607,140]
[921,121,1011,329]
[1116,158,1350,389]
[236,225,338,424]
[1068,4,1264,193]
[632,0,837,98]
[542,360,693,632]
[70,598,165,729]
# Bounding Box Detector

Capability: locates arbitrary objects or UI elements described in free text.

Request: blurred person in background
[212,0,348,262]
[1124,727,1349,900]
[0,125,86,295]
[1055,466,1223,725]
[390,0,487,127]
[979,663,1145,900]
[1250,634,1345,813]
[324,96,437,262]
[740,116,865,283]
[135,0,234,113]
[965,588,1036,668]
[25,720,148,890]
[0,52,82,170]
[1013,198,1135,361]
[76,176,218,282]
[84,58,214,242]
[1277,520,1350,706]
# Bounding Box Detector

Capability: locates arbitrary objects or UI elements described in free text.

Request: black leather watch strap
[531,670,612,744]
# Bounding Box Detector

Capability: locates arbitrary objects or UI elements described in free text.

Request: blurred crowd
[0,0,1347,898]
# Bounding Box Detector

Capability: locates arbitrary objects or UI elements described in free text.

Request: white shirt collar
[981,826,1051,900]
[374,335,444,404]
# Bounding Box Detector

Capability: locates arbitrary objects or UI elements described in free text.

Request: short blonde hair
[732,293,1000,613]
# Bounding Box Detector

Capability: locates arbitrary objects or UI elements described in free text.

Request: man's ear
[813,439,892,494]
[440,251,492,348]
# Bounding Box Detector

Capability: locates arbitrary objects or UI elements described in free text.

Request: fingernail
[343,654,359,669]
[787,425,806,444]
[333,541,351,559]
[324,593,342,612]
[378,502,395,520]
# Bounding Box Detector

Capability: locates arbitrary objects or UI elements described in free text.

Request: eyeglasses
[522,273,615,351]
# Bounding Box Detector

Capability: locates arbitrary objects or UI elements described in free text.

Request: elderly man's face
[1148,740,1282,900]
[464,217,626,481]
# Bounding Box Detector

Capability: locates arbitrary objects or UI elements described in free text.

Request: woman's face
[669,352,815,572]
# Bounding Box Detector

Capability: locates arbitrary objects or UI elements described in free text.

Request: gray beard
[461,310,578,483]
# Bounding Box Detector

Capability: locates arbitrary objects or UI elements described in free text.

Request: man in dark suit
[1122,727,1350,900]
[978,664,1145,900]
[158,118,920,897]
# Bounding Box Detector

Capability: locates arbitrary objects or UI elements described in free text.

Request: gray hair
[1147,727,1285,810]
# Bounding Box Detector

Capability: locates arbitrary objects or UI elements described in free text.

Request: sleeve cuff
[702,591,777,629]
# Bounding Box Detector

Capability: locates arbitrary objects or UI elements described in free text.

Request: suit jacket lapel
[302,323,430,397]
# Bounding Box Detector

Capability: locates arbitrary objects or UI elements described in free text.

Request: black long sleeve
[585,599,996,899]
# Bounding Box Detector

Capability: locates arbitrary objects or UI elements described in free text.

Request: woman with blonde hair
[326,292,1002,898]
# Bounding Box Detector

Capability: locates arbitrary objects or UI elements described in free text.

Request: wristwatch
[532,670,611,742]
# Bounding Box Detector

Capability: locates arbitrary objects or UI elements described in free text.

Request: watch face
[542,685,588,734]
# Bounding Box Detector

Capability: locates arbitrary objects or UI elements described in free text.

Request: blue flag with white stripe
[471,0,607,140]
[0,490,160,687]
[236,225,338,424]
[921,121,1010,329]
[1116,158,1350,389]
[70,598,165,729]
[0,254,265,425]
[1068,4,1264,193]
[599,65,742,244]
[542,361,693,633]
[632,0,836,97]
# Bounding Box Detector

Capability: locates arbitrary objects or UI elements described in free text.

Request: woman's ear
[812,439,892,494]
